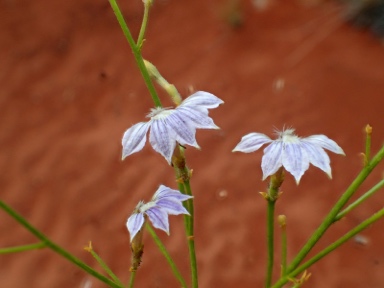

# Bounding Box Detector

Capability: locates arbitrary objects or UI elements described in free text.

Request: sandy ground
[1,0,384,287]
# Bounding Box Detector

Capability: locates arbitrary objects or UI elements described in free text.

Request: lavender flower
[233,128,345,184]
[122,91,224,164]
[126,185,193,241]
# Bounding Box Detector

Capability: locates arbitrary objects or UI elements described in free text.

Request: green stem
[175,171,191,233]
[173,146,198,288]
[334,179,384,222]
[137,1,150,48]
[145,223,187,288]
[266,200,276,288]
[287,144,384,273]
[265,169,283,288]
[183,180,198,288]
[279,217,287,276]
[272,208,384,288]
[0,201,123,288]
[365,125,372,163]
[128,270,137,288]
[108,0,162,107]
[86,244,124,287]
[0,242,46,254]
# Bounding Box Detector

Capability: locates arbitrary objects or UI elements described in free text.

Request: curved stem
[287,144,384,273]
[137,2,150,48]
[145,223,187,288]
[0,201,123,288]
[108,0,162,107]
[272,208,384,288]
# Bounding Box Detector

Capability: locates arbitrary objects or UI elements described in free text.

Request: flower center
[147,107,174,119]
[139,201,157,213]
[278,129,300,143]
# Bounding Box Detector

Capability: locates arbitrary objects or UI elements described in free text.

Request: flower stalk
[0,242,46,254]
[173,146,199,288]
[278,215,288,276]
[146,223,188,288]
[0,201,123,288]
[287,144,384,273]
[84,242,124,287]
[273,208,384,288]
[265,168,284,288]
[108,0,162,107]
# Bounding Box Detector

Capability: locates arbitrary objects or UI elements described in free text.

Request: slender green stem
[128,270,137,288]
[175,169,191,233]
[0,242,46,254]
[137,2,150,48]
[0,201,123,288]
[365,125,372,163]
[145,223,187,288]
[266,200,276,288]
[183,180,198,288]
[108,0,162,107]
[86,244,124,287]
[287,144,384,273]
[264,169,283,288]
[173,146,198,288]
[278,216,287,276]
[335,179,384,222]
[272,208,384,288]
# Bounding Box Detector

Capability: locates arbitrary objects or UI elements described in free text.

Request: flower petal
[126,213,145,242]
[282,143,309,184]
[156,198,190,215]
[233,133,272,153]
[146,207,170,235]
[153,185,193,202]
[177,106,219,129]
[301,141,332,178]
[180,91,224,110]
[165,112,199,148]
[122,122,150,160]
[149,119,176,164]
[304,135,345,155]
[261,141,283,179]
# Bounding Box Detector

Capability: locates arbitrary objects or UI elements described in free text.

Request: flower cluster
[126,185,193,241]
[233,128,345,183]
[122,91,224,164]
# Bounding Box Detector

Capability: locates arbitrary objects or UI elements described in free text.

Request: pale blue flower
[122,91,224,164]
[233,128,345,184]
[126,185,193,242]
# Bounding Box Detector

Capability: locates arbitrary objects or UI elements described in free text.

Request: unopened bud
[130,225,145,271]
[365,124,372,136]
[278,215,287,228]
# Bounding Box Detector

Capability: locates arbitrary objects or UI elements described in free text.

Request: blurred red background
[1,0,384,287]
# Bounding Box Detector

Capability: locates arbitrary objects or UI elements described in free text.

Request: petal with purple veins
[233,133,272,153]
[180,91,224,110]
[126,213,145,242]
[261,141,283,179]
[122,122,150,160]
[301,141,332,178]
[304,135,345,155]
[149,119,176,164]
[146,207,170,235]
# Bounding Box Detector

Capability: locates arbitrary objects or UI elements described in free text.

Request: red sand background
[1,0,384,287]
